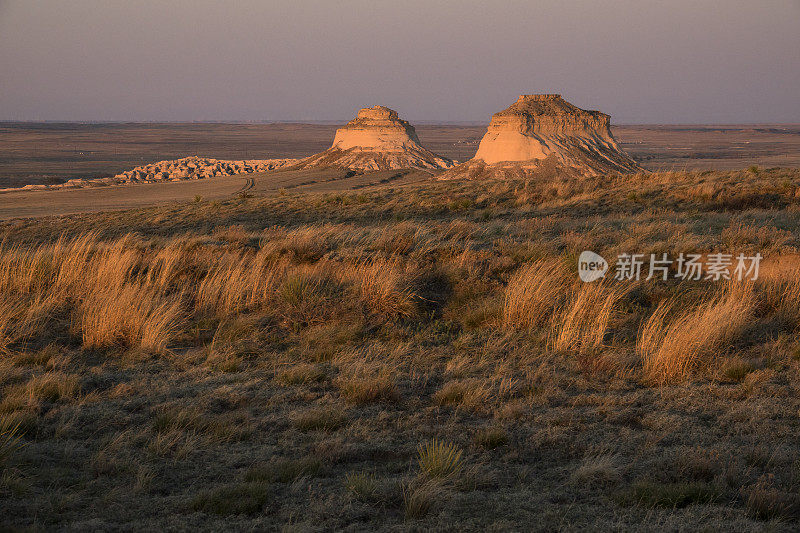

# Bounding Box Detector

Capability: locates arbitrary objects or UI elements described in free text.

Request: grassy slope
[1,168,800,530]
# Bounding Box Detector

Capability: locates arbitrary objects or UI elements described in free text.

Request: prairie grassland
[1,167,800,530]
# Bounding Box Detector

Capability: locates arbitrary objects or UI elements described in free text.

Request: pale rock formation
[111,157,295,183]
[293,106,454,171]
[440,94,641,179]
[8,156,296,191]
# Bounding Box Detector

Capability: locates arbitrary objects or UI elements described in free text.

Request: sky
[1,0,798,124]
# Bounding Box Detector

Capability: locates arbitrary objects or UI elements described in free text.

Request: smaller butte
[294,106,454,171]
[440,94,641,179]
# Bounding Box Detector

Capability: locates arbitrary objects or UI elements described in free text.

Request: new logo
[578,251,608,282]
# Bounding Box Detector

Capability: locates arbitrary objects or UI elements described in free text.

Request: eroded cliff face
[330,106,423,151]
[294,106,453,171]
[442,94,641,179]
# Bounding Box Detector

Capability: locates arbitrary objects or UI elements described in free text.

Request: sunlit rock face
[441,94,641,179]
[331,106,422,151]
[294,106,454,171]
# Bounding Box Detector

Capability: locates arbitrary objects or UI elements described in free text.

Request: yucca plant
[417,439,463,479]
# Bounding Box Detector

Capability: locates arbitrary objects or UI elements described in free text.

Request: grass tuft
[474,427,509,449]
[417,439,463,479]
[0,423,25,468]
[745,476,800,520]
[337,373,398,404]
[503,259,570,329]
[349,258,417,320]
[639,285,755,384]
[79,284,183,353]
[291,408,345,432]
[345,471,381,502]
[722,359,756,382]
[432,380,489,411]
[571,455,621,487]
[277,363,327,385]
[552,283,626,355]
[402,479,442,520]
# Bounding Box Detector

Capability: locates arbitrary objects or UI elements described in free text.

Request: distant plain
[2,122,799,188]
[1,122,798,221]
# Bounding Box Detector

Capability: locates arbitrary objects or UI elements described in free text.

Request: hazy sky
[1,0,798,124]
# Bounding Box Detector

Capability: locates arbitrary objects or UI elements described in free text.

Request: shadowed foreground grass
[1,168,800,530]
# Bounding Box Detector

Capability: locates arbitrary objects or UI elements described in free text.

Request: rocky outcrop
[440,94,641,179]
[110,157,295,183]
[292,106,454,171]
[8,156,296,191]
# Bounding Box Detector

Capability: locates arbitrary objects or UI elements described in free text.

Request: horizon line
[2,120,799,128]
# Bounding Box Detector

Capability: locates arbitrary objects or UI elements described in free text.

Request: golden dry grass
[2,169,800,530]
[347,257,417,320]
[195,252,287,315]
[638,284,756,384]
[757,254,800,326]
[0,296,60,355]
[78,284,183,353]
[503,259,571,329]
[0,229,423,355]
[333,348,400,404]
[552,283,627,355]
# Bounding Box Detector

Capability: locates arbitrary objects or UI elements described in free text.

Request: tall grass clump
[0,232,100,297]
[503,259,571,329]
[268,226,329,263]
[348,258,416,320]
[195,252,287,315]
[278,271,327,326]
[78,284,183,353]
[333,349,400,403]
[336,367,398,404]
[276,261,345,326]
[757,256,800,326]
[402,479,441,520]
[552,283,626,355]
[0,295,63,354]
[144,241,193,293]
[638,284,755,384]
[0,233,168,352]
[345,471,380,502]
